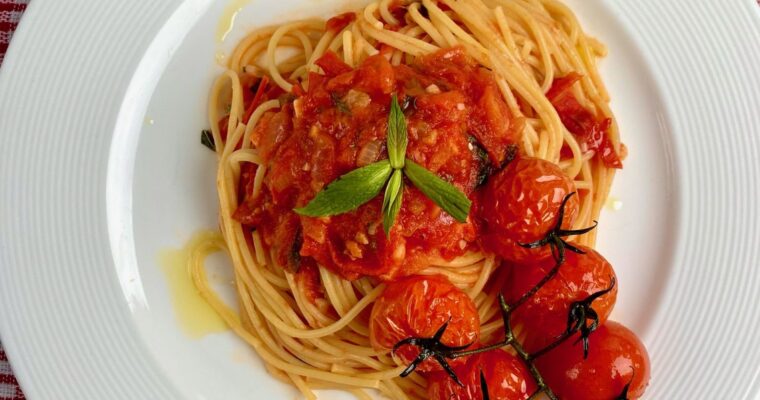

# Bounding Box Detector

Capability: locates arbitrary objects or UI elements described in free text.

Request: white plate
[1,0,759,399]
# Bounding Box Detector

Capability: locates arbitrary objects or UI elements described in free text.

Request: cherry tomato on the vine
[503,245,618,353]
[536,321,651,400]
[427,349,536,400]
[481,157,578,264]
[369,275,480,373]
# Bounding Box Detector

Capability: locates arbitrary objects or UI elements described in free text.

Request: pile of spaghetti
[197,0,648,399]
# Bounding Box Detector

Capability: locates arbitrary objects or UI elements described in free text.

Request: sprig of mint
[294,160,392,217]
[382,169,404,235]
[294,95,472,236]
[386,94,408,169]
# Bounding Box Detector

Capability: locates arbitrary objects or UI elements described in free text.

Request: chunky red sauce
[548,73,623,169]
[233,47,520,280]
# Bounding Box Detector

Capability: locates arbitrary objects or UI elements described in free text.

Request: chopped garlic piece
[425,84,441,94]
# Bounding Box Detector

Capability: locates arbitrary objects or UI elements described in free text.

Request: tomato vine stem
[392,192,629,399]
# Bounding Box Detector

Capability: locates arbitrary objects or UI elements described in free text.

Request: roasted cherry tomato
[427,349,536,400]
[536,321,651,400]
[369,275,480,373]
[503,245,617,353]
[481,157,578,264]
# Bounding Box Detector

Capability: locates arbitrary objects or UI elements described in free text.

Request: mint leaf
[387,95,408,169]
[382,169,404,237]
[295,160,392,217]
[403,159,472,223]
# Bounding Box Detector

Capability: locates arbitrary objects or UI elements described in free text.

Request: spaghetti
[199,0,623,398]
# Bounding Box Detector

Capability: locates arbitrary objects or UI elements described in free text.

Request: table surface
[0,1,758,400]
[0,3,28,398]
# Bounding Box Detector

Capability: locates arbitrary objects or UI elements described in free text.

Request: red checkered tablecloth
[0,347,24,400]
[0,0,26,65]
[1,0,29,396]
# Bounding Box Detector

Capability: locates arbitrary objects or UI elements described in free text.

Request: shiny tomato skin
[427,350,536,400]
[369,275,480,373]
[481,157,578,264]
[536,321,651,400]
[503,246,617,353]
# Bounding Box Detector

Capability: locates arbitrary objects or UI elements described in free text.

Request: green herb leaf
[201,130,216,152]
[382,169,404,237]
[331,92,351,115]
[403,159,472,223]
[387,94,408,169]
[294,160,392,217]
[468,135,492,187]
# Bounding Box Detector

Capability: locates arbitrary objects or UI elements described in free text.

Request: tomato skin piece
[237,162,258,202]
[536,321,651,400]
[325,12,356,32]
[469,77,519,166]
[416,47,477,90]
[315,51,353,77]
[369,275,480,373]
[481,157,578,264]
[293,261,324,305]
[325,54,396,96]
[548,73,623,169]
[503,246,618,353]
[427,350,536,400]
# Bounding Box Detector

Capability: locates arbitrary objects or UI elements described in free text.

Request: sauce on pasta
[192,0,651,399]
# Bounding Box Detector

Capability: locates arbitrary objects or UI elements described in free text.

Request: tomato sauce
[548,73,622,169]
[233,47,518,281]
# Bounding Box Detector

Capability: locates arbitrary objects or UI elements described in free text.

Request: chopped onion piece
[357,140,382,167]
